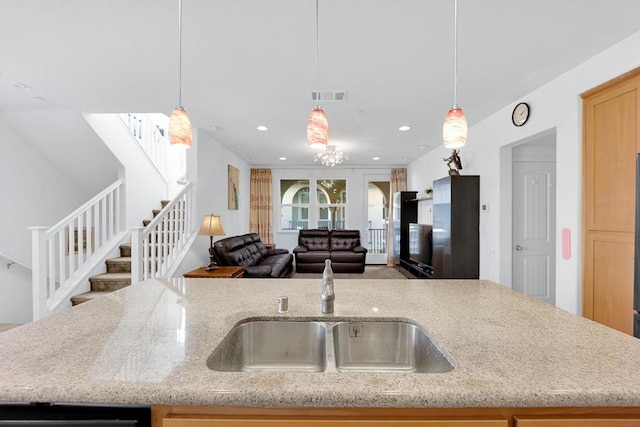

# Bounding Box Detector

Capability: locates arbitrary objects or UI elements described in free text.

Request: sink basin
[207,320,327,372]
[332,321,454,373]
[207,318,454,373]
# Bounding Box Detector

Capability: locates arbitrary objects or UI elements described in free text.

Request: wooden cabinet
[163,419,506,427]
[515,417,640,426]
[153,407,640,427]
[432,175,480,279]
[582,67,640,335]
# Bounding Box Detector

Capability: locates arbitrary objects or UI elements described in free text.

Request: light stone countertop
[1,278,640,408]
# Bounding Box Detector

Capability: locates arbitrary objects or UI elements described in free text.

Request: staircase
[70,200,169,306]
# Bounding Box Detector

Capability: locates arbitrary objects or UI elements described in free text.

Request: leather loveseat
[293,229,367,274]
[213,233,294,278]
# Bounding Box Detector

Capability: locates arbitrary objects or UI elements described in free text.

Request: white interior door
[512,161,556,305]
[364,177,390,265]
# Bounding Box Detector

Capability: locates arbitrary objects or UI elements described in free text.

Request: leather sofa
[213,233,294,278]
[293,229,367,273]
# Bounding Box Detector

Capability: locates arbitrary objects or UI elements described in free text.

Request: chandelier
[314,146,348,167]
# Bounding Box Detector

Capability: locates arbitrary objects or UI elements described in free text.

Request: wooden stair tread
[106,257,131,263]
[89,272,131,281]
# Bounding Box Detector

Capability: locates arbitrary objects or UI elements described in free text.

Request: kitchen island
[2,278,640,426]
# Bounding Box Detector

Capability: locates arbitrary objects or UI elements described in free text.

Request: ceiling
[1,0,640,168]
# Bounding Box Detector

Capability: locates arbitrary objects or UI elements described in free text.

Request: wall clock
[512,102,530,127]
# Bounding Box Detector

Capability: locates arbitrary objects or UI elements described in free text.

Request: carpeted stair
[70,200,169,306]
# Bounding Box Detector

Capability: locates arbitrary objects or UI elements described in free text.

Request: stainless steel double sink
[207,318,455,373]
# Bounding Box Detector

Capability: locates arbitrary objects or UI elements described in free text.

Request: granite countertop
[1,278,640,408]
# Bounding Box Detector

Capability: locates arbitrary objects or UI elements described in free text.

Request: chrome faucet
[321,259,335,314]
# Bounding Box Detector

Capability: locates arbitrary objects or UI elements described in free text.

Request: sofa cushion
[329,230,361,251]
[245,265,272,277]
[258,253,294,278]
[298,229,330,251]
[330,251,365,264]
[295,250,331,264]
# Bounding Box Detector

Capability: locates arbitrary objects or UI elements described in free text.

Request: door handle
[515,245,523,251]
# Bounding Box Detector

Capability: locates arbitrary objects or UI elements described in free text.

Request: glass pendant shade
[307,107,329,149]
[443,106,467,149]
[168,106,192,148]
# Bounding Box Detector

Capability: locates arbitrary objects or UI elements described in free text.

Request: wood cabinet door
[515,417,640,427]
[582,68,640,334]
[163,419,507,427]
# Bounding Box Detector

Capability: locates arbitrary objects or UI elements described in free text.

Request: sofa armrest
[353,246,368,254]
[293,245,308,254]
[244,265,273,277]
[267,248,290,256]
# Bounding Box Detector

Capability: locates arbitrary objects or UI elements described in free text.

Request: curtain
[249,168,274,245]
[387,168,407,266]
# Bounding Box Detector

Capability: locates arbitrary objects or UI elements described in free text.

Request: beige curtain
[386,168,407,266]
[249,168,274,245]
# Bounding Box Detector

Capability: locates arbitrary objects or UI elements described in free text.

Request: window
[280,179,347,231]
[316,179,347,230]
[280,179,310,230]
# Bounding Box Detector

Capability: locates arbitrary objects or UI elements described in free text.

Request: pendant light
[307,0,328,149]
[442,0,467,149]
[168,0,192,149]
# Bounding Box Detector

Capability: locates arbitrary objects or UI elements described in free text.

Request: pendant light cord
[453,0,458,108]
[315,0,320,109]
[178,0,183,107]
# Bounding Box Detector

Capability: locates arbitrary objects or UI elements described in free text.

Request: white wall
[0,118,93,323]
[83,113,166,229]
[408,29,640,315]
[176,129,251,274]
[270,168,392,251]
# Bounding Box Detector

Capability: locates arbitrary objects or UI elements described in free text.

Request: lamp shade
[168,106,193,148]
[307,108,329,149]
[443,107,467,149]
[198,214,226,237]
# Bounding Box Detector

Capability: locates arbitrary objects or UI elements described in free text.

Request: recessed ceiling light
[210,125,223,131]
[279,156,287,161]
[400,157,409,161]
[372,156,381,161]
[399,125,411,131]
[256,125,268,131]
[419,145,428,150]
[234,145,243,150]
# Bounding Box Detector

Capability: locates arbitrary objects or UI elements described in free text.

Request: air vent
[310,90,348,102]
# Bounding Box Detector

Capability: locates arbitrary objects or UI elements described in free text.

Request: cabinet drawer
[164,418,508,427]
[515,417,640,427]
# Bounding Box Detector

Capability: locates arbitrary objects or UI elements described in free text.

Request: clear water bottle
[321,259,335,314]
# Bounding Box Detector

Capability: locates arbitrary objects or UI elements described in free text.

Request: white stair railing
[119,113,186,184]
[29,179,126,321]
[131,182,194,283]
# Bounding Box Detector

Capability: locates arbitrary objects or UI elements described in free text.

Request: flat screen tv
[408,223,433,268]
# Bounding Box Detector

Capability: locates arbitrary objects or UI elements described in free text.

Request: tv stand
[400,259,433,279]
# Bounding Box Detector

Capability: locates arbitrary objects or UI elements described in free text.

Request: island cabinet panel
[515,417,640,426]
[162,419,507,427]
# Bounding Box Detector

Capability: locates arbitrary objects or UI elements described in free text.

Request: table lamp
[198,214,226,270]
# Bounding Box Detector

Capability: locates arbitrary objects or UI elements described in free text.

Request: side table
[183,266,244,278]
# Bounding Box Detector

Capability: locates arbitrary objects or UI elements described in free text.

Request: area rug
[291,265,407,280]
